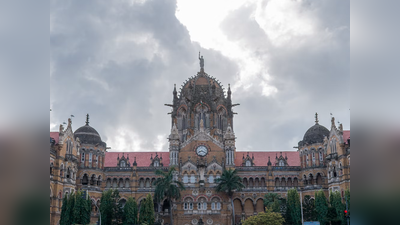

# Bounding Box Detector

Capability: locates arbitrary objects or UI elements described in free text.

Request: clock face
[196,145,208,157]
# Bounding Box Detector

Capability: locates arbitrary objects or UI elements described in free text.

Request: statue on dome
[199,52,204,70]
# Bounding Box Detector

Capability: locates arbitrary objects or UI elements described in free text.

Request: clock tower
[166,63,238,184]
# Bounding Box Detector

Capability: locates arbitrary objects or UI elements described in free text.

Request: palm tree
[153,165,185,225]
[215,168,245,225]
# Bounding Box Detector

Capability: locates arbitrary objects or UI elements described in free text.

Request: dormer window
[245,160,251,167]
[279,160,285,166]
[120,160,126,167]
[154,161,160,167]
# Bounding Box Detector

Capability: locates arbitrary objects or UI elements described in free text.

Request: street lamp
[92,199,101,225]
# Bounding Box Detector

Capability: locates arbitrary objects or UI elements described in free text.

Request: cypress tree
[73,191,92,225]
[286,188,301,225]
[139,194,155,225]
[315,190,328,225]
[60,195,69,225]
[331,191,346,225]
[123,197,138,225]
[138,197,147,225]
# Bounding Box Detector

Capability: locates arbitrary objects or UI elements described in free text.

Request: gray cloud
[51,0,349,151]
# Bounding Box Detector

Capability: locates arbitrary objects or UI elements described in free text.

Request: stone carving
[199,52,204,69]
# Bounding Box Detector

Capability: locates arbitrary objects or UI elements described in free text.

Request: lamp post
[92,199,101,225]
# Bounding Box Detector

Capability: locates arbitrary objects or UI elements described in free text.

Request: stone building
[50,66,350,225]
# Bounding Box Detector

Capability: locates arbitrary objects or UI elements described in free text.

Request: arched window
[81,152,85,162]
[89,153,92,162]
[154,161,159,167]
[190,174,196,183]
[208,175,214,183]
[183,173,189,183]
[245,160,251,166]
[279,160,285,166]
[319,152,323,161]
[120,160,126,167]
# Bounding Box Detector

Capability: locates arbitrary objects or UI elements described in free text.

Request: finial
[315,112,319,124]
[199,51,204,71]
[242,154,244,159]
[151,154,153,160]
[127,154,129,159]
[85,114,89,125]
[117,154,120,160]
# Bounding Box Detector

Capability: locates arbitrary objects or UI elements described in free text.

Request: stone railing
[104,167,133,172]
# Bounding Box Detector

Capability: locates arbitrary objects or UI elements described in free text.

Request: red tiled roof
[343,130,350,144]
[235,151,300,167]
[50,132,59,144]
[105,152,170,167]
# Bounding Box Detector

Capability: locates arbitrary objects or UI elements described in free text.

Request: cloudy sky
[50,0,349,152]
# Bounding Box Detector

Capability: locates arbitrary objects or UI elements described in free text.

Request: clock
[196,145,208,157]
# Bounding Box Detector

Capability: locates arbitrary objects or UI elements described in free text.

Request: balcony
[303,185,323,190]
[274,186,301,192]
[104,167,133,172]
[65,154,78,162]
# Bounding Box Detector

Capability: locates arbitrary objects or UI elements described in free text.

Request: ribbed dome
[74,125,105,147]
[302,123,330,145]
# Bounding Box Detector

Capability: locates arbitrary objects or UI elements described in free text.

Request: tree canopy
[242,208,285,225]
[315,190,328,225]
[153,166,185,225]
[215,168,245,225]
[123,197,138,225]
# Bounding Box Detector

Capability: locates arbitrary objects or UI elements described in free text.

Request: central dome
[302,123,330,145]
[74,124,105,147]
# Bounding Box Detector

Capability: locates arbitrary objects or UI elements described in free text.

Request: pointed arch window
[154,161,159,167]
[279,160,285,166]
[245,160,251,167]
[183,173,189,183]
[208,175,214,183]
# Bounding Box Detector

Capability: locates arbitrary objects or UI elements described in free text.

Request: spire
[85,114,89,125]
[173,84,177,95]
[227,83,231,99]
[133,156,137,166]
[315,112,319,124]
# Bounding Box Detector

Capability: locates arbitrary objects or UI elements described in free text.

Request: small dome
[302,124,330,145]
[74,125,105,147]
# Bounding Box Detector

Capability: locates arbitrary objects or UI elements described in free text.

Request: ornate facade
[50,66,350,225]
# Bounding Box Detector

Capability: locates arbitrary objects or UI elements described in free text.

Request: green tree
[331,191,346,225]
[286,188,301,225]
[315,190,328,225]
[123,197,138,225]
[242,208,285,225]
[153,166,185,225]
[60,192,75,225]
[100,189,121,225]
[60,194,70,225]
[73,191,91,225]
[215,168,245,225]
[139,194,155,225]
[303,195,316,222]
[263,193,281,213]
